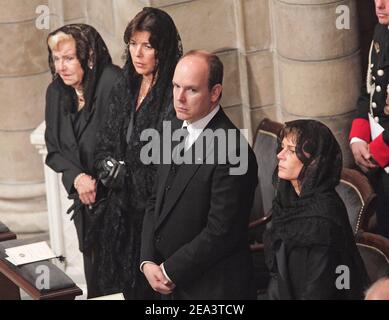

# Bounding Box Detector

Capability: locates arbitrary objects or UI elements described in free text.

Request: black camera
[98,156,126,189]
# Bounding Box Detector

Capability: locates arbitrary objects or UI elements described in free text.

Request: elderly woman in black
[264,120,369,300]
[92,7,183,299]
[44,24,122,298]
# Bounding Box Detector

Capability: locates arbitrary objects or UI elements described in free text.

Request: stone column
[272,0,361,166]
[0,0,51,235]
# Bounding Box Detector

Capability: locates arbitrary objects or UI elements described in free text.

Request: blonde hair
[48,31,74,51]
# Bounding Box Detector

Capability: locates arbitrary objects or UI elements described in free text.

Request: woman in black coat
[44,24,122,298]
[264,120,369,300]
[91,7,183,299]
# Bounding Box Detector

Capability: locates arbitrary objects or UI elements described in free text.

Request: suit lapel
[154,117,183,221]
[77,98,96,140]
[156,163,201,229]
[155,108,226,229]
[61,113,82,165]
[154,164,172,220]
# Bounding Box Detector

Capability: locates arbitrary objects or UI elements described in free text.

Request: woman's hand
[74,174,96,205]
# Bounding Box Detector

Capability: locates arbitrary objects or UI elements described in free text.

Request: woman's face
[129,31,156,77]
[52,38,84,90]
[277,134,304,185]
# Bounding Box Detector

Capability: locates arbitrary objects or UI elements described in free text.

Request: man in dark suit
[140,50,258,299]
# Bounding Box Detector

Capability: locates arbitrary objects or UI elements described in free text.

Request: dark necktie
[161,126,188,209]
[172,126,188,170]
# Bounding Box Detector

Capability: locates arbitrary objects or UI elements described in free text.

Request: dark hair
[123,7,182,85]
[182,50,224,91]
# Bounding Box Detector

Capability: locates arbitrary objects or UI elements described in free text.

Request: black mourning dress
[263,120,369,300]
[44,24,122,298]
[92,68,176,299]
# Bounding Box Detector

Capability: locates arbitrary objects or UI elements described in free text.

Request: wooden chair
[0,239,83,300]
[335,168,377,234]
[249,118,283,246]
[356,231,389,260]
[249,118,283,295]
[356,241,389,285]
[355,231,389,287]
[250,118,283,222]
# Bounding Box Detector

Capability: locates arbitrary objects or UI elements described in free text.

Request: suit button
[375,117,380,123]
[376,85,382,92]
[378,70,384,76]
[166,185,171,191]
[372,102,377,108]
[155,235,161,243]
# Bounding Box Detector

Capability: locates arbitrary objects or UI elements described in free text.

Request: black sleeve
[354,84,370,120]
[44,86,82,194]
[140,166,160,264]
[164,155,258,287]
[288,246,338,300]
[94,75,130,171]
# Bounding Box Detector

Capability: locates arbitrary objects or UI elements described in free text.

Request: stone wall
[0,0,51,234]
[272,0,360,166]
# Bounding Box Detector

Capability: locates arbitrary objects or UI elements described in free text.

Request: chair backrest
[335,168,377,234]
[357,243,389,285]
[251,118,283,222]
[249,118,283,297]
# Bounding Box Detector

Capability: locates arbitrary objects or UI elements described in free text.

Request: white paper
[88,293,125,300]
[5,241,56,266]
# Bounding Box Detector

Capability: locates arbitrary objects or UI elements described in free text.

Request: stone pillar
[272,0,361,166]
[0,0,51,235]
[240,0,275,138]
[87,0,142,65]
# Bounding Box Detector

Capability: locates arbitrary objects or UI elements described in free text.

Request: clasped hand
[75,174,96,205]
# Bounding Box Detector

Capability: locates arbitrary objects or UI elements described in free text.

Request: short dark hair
[182,50,224,91]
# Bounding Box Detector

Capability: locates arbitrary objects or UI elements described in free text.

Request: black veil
[47,23,112,112]
[277,119,343,198]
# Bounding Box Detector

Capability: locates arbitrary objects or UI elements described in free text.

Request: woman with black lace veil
[92,7,183,299]
[263,120,369,300]
[44,24,122,298]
